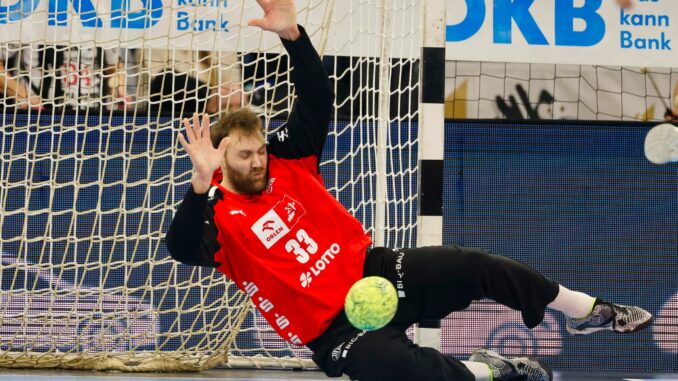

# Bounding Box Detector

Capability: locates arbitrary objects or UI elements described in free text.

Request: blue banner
[1,113,676,370]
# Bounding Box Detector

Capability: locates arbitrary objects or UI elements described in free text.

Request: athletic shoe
[566,299,654,335]
[469,348,552,381]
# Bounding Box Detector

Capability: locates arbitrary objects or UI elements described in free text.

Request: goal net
[2,0,674,374]
[445,62,678,121]
[0,0,420,371]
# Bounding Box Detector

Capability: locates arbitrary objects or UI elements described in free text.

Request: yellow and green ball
[344,276,398,331]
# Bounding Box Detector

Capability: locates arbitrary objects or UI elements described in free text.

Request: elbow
[321,84,335,116]
[165,232,215,267]
[166,244,194,266]
[165,233,181,262]
[165,231,190,264]
[324,79,335,105]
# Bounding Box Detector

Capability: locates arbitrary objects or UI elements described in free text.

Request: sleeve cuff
[280,25,312,56]
[184,185,209,205]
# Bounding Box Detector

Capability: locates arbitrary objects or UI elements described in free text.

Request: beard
[226,164,268,195]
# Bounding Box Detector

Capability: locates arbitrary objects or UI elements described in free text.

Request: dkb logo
[447,0,606,47]
[0,0,163,28]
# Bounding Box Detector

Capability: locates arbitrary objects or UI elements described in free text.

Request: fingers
[182,117,196,144]
[182,113,212,147]
[178,132,189,151]
[247,18,268,29]
[201,113,210,140]
[249,0,268,28]
[192,113,201,139]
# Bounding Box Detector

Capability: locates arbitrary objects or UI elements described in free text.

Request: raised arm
[166,114,229,267]
[250,0,334,162]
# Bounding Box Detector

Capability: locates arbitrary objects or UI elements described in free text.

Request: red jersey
[166,27,372,345]
[209,155,371,344]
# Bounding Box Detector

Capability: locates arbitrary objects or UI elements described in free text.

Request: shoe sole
[567,315,654,335]
[470,349,553,381]
[527,356,554,381]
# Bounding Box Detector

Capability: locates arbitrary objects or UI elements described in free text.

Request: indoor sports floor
[0,369,677,381]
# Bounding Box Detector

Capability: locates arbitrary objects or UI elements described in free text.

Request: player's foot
[566,299,653,335]
[469,348,552,381]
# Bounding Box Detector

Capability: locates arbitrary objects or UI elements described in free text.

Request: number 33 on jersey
[209,156,371,345]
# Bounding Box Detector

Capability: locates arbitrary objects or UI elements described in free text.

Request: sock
[462,361,492,381]
[547,284,596,319]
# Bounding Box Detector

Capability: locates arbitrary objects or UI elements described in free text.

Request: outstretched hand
[248,0,300,41]
[178,113,229,194]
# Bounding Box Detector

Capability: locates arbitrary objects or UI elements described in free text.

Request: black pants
[306,245,560,381]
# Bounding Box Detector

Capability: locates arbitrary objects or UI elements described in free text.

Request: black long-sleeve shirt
[166,25,334,268]
[164,26,371,345]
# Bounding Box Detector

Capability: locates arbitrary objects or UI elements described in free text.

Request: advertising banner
[447,0,678,67]
[0,0,419,57]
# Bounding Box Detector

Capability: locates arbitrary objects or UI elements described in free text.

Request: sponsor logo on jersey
[299,243,340,288]
[395,249,406,298]
[262,220,276,231]
[300,272,312,288]
[340,331,365,359]
[251,195,306,249]
[331,342,344,362]
[274,195,305,225]
[251,210,290,249]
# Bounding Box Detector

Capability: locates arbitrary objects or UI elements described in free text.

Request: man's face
[223,130,268,195]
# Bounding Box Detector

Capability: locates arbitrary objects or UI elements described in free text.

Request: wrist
[191,171,213,194]
[279,25,300,41]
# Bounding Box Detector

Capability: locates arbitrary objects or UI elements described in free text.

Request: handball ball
[344,276,398,331]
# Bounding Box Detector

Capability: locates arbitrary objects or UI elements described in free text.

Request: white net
[445,62,678,121]
[0,0,421,371]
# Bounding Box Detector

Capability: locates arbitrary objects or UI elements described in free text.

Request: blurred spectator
[145,50,246,115]
[241,52,290,115]
[33,44,129,110]
[0,44,42,110]
[616,0,632,9]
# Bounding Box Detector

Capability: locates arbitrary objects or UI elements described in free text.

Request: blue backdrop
[443,120,677,371]
[1,113,676,371]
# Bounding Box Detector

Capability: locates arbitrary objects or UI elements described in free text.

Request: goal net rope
[0,0,420,371]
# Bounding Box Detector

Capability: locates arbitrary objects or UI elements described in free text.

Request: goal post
[413,0,446,351]
[0,0,423,371]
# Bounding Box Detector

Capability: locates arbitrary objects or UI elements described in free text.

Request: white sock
[462,361,492,381]
[547,284,596,319]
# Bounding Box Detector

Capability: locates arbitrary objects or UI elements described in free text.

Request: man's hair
[211,108,263,147]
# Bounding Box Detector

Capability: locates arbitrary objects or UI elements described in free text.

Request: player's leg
[364,246,652,333]
[307,317,550,381]
[364,246,559,329]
